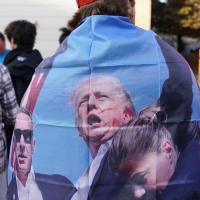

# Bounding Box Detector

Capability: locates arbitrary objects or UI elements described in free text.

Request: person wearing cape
[13,0,200,200]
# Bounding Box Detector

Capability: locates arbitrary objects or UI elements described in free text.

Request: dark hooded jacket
[4,47,43,104]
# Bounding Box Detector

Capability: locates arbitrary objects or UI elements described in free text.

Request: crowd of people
[0,0,200,200]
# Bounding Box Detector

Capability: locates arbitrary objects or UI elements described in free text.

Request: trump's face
[14,112,34,177]
[74,77,133,145]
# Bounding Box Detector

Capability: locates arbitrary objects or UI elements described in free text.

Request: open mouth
[87,114,101,126]
[19,160,25,164]
[18,154,27,160]
[18,154,27,164]
[19,154,26,159]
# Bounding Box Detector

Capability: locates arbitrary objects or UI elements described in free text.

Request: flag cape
[8,16,200,200]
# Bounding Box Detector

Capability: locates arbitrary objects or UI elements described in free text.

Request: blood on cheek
[112,118,121,126]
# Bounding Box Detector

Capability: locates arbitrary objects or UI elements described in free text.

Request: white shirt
[16,168,43,200]
[72,140,112,200]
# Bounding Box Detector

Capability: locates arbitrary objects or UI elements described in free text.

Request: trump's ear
[122,107,134,124]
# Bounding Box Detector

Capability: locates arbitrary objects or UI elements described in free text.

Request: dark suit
[7,173,76,200]
[160,140,200,200]
[87,152,134,200]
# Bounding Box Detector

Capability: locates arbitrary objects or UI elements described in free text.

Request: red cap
[76,0,97,8]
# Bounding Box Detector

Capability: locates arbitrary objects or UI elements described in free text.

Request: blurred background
[152,0,200,83]
[0,0,199,81]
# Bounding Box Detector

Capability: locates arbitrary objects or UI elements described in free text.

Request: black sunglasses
[14,129,33,144]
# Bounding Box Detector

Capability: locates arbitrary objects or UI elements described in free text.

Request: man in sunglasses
[7,108,75,200]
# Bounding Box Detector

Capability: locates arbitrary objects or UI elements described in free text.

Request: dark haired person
[14,0,199,199]
[109,106,200,200]
[66,0,200,199]
[67,0,135,33]
[7,108,75,200]
[109,115,179,199]
[64,0,200,199]
[3,20,43,105]
[0,32,9,64]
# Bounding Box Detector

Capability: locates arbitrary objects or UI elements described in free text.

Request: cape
[9,16,200,200]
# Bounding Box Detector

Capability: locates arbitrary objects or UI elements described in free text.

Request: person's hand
[138,105,160,122]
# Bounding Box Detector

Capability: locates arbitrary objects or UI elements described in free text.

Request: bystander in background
[3,20,43,105]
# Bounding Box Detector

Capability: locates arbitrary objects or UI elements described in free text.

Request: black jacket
[160,140,200,200]
[7,173,76,200]
[4,47,43,104]
[88,152,134,200]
